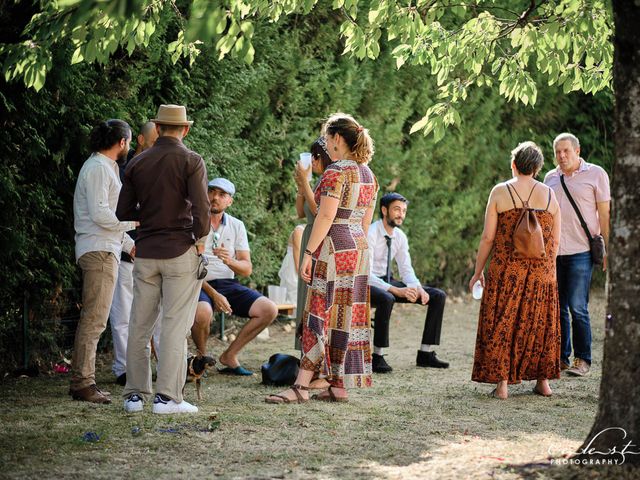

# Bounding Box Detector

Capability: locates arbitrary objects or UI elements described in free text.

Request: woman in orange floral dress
[266,113,378,404]
[469,141,561,399]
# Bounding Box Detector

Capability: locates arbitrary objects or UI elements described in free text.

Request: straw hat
[151,104,193,126]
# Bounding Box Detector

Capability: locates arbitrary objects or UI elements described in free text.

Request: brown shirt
[116,136,210,259]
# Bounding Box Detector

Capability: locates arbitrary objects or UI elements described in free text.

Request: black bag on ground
[261,353,300,386]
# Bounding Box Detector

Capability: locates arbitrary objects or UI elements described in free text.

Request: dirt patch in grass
[1,291,636,479]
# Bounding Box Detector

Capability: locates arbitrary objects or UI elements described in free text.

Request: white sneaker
[124,394,144,413]
[152,394,198,414]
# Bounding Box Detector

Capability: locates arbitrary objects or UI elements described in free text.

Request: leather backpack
[508,183,546,259]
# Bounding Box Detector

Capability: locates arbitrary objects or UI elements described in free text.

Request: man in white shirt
[368,193,449,373]
[108,122,158,386]
[192,178,277,375]
[70,119,137,403]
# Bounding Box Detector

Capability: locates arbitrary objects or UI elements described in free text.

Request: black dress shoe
[416,350,449,369]
[372,353,393,373]
[115,373,127,386]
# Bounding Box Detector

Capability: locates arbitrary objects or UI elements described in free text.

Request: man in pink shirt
[544,133,610,377]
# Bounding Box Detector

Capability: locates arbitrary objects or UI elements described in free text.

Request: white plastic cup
[299,152,312,167]
[472,280,484,300]
[299,152,312,180]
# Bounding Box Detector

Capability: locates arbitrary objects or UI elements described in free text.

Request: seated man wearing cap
[193,177,278,375]
[368,193,450,373]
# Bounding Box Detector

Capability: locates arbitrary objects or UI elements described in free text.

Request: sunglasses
[197,254,209,280]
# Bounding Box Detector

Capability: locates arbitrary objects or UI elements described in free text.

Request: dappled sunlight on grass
[0,293,619,479]
[360,433,581,479]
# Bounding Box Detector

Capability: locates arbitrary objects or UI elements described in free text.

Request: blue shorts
[198,279,262,318]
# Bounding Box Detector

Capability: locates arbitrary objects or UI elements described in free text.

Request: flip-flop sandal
[265,384,310,404]
[312,386,348,403]
[532,386,552,397]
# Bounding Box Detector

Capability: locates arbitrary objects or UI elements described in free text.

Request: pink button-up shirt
[544,159,610,256]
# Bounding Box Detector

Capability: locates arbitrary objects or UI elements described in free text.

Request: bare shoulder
[491,181,518,213]
[489,182,510,201]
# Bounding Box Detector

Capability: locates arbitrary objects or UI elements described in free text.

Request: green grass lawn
[1,291,637,479]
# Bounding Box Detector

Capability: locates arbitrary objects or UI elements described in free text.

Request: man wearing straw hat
[117,104,210,414]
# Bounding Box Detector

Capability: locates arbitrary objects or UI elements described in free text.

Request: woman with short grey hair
[469,141,562,399]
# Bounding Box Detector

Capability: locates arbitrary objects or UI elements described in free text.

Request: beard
[211,207,224,214]
[385,216,402,229]
[116,145,129,163]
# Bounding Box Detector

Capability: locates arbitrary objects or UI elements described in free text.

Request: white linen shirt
[73,152,136,262]
[203,213,250,281]
[367,219,421,291]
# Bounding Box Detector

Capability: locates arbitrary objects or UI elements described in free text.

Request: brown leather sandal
[264,384,310,404]
[312,386,348,403]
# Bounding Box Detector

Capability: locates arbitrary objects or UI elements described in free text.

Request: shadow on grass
[0,294,622,479]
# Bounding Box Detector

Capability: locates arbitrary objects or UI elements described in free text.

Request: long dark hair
[310,137,332,171]
[89,119,131,152]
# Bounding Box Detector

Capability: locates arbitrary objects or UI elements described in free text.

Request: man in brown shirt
[117,104,210,415]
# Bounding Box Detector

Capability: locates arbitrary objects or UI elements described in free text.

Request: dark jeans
[557,251,593,365]
[370,278,446,348]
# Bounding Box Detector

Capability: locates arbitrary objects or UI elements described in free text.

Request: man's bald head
[137,121,159,153]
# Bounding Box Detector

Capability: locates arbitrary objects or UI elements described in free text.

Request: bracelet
[304,249,313,256]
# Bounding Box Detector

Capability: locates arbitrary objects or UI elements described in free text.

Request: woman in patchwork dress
[266,113,378,404]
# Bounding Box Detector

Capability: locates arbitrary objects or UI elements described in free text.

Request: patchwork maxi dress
[300,159,378,389]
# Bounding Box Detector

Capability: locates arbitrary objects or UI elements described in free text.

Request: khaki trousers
[123,247,201,403]
[71,251,118,389]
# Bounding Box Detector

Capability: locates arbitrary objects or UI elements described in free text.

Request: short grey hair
[553,132,580,151]
[511,141,544,176]
[140,121,156,138]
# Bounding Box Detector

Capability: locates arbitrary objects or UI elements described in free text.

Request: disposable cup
[472,280,483,300]
[299,152,312,168]
[299,152,312,180]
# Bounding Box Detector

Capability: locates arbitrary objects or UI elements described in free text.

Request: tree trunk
[577,1,640,466]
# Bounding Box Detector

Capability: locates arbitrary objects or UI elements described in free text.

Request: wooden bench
[275,303,295,317]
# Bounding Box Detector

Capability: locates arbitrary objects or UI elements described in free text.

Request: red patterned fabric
[300,160,378,388]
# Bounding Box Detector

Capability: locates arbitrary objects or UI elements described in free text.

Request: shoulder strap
[545,187,551,211]
[560,175,593,241]
[505,184,518,208]
[524,182,538,208]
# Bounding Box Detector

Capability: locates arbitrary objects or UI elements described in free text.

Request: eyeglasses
[197,254,209,280]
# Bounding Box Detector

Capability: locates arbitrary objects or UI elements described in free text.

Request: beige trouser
[71,251,118,389]
[123,247,201,403]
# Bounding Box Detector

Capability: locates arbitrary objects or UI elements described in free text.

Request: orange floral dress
[472,201,561,384]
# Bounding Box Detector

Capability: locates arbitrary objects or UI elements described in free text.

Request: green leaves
[410,102,461,143]
[1,0,615,143]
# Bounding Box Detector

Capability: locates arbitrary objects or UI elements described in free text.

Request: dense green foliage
[0,4,612,372]
[2,1,613,143]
